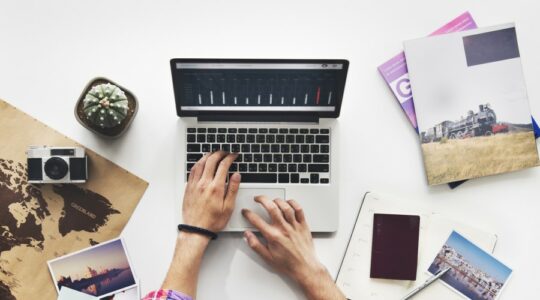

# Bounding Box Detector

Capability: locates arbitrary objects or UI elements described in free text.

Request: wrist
[294,262,331,290]
[177,231,211,249]
[178,224,218,240]
[295,263,346,300]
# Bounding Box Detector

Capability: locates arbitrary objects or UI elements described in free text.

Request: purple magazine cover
[379,12,540,188]
[378,12,478,131]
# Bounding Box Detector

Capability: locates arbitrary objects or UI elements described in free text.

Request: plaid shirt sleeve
[142,289,193,300]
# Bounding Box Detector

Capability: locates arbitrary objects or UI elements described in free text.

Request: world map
[0,99,147,299]
[0,158,120,299]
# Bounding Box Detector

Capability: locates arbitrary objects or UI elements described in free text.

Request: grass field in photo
[422,131,539,185]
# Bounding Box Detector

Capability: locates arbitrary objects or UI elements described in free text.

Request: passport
[370,213,420,280]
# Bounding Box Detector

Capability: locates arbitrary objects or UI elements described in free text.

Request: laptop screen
[171,59,348,118]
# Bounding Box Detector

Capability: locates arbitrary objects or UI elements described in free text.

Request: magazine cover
[378,12,478,130]
[404,23,540,185]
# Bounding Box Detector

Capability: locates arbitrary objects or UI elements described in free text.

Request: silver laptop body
[171,59,349,232]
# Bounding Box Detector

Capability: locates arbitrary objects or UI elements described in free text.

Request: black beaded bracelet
[178,224,218,240]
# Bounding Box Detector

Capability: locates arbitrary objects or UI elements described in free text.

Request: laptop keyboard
[185,127,330,184]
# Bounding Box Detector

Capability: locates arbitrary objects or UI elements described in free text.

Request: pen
[401,267,451,300]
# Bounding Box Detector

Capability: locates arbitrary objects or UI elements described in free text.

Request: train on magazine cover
[420,104,510,143]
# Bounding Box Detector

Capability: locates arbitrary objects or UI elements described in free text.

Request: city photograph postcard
[428,231,512,300]
[404,23,539,185]
[47,238,138,298]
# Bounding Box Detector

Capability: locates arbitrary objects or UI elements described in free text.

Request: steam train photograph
[420,104,509,143]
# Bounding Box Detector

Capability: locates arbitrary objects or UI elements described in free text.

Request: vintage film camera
[27,146,88,184]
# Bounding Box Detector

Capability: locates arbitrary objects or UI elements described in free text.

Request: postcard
[48,238,138,298]
[404,23,540,185]
[428,231,512,300]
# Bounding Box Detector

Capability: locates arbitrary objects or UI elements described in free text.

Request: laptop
[171,58,349,232]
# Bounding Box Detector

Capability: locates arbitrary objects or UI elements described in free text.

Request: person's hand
[242,196,346,300]
[182,151,241,232]
[162,152,240,296]
[241,196,323,283]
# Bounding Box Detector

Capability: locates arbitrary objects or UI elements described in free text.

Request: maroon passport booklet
[370,213,420,280]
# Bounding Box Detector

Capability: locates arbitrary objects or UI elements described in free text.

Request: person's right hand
[241,196,346,300]
[182,151,241,233]
[162,151,240,297]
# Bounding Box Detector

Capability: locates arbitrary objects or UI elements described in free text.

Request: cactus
[83,83,129,128]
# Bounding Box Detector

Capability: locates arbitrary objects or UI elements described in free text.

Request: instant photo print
[47,238,138,299]
[428,231,512,300]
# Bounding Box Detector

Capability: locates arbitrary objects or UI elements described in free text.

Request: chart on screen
[175,62,344,111]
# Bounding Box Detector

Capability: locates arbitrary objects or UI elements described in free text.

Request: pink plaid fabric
[142,289,192,300]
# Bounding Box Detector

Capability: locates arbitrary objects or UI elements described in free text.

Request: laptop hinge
[197,114,319,123]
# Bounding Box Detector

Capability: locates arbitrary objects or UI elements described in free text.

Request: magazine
[404,23,540,185]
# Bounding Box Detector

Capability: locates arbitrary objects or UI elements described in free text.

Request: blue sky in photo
[446,231,512,282]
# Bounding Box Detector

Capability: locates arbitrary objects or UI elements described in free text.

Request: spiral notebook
[336,192,497,300]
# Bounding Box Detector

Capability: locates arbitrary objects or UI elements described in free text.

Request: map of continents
[0,158,119,299]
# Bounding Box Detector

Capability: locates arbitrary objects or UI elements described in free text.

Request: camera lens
[44,157,68,180]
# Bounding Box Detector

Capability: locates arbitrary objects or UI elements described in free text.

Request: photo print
[48,238,137,298]
[428,231,512,300]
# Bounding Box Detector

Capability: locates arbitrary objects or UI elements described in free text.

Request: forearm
[296,266,346,300]
[161,232,210,298]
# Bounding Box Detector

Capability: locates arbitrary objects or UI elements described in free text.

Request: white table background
[1,1,539,299]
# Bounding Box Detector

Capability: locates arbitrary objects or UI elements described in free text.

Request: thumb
[244,231,272,263]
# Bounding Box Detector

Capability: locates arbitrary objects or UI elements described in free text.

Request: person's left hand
[242,196,324,284]
[182,151,241,232]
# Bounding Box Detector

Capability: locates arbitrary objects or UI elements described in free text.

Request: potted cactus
[75,77,138,138]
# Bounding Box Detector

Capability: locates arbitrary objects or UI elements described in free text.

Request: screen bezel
[170,58,349,119]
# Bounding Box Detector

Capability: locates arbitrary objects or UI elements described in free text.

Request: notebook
[335,192,498,300]
[404,23,540,185]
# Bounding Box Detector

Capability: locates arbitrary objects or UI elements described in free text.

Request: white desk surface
[1,1,539,299]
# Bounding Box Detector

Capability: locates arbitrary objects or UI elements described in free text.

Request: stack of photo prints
[47,238,139,299]
[379,12,540,188]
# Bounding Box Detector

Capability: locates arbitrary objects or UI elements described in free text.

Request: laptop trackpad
[228,188,285,230]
